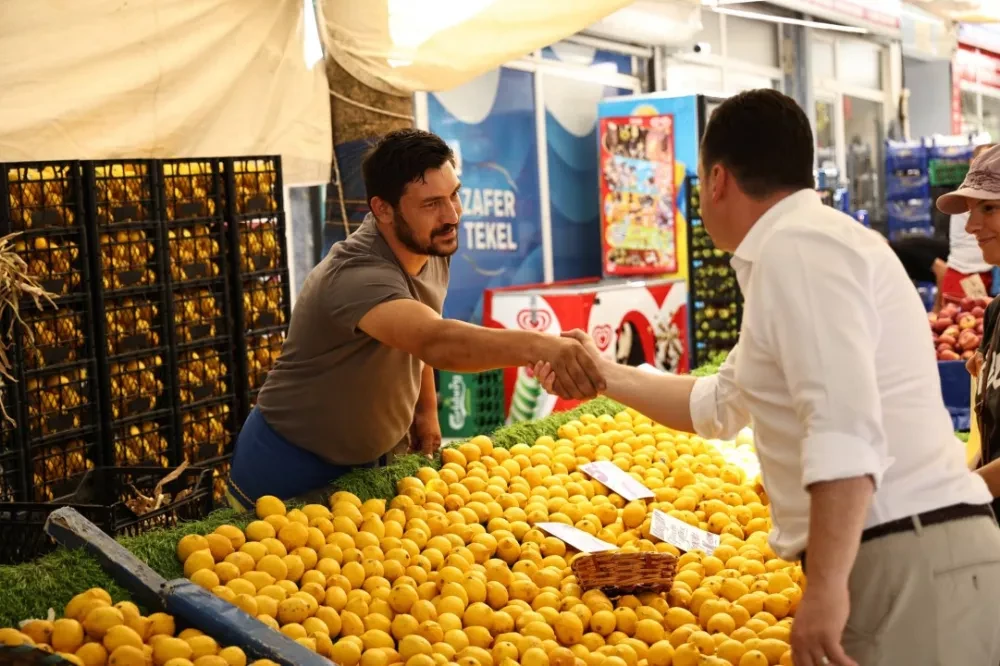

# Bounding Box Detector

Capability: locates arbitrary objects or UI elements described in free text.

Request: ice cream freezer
[483,277,689,422]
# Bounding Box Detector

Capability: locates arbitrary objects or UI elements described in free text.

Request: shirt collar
[731,189,822,263]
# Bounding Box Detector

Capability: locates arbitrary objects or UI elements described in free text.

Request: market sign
[769,0,901,35]
[951,44,1000,133]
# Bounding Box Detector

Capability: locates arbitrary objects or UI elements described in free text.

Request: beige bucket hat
[937,143,1000,215]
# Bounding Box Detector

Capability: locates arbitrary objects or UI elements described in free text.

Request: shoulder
[759,212,876,269]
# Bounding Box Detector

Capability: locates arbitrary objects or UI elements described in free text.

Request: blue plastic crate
[886,173,930,201]
[886,140,928,172]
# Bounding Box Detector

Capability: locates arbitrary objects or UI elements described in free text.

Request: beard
[393,209,459,257]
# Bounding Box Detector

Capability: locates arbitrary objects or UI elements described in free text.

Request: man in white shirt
[534,90,1000,666]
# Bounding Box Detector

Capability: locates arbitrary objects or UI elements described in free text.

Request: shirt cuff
[801,431,886,490]
[688,375,722,439]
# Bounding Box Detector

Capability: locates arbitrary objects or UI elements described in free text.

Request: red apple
[977,297,992,308]
[961,297,976,311]
[937,342,953,353]
[959,313,978,330]
[933,318,954,333]
[977,321,985,335]
[929,312,939,323]
[939,350,962,361]
[972,306,985,318]
[943,325,961,339]
[962,350,976,360]
[959,330,981,351]
[939,334,958,348]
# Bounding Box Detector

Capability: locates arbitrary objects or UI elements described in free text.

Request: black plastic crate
[27,436,95,502]
[246,329,285,406]
[241,273,289,331]
[112,411,173,467]
[22,362,99,439]
[21,307,87,371]
[173,283,228,345]
[0,465,213,564]
[107,351,168,420]
[204,455,233,507]
[104,296,166,356]
[0,446,24,503]
[177,345,233,407]
[181,400,235,464]
[685,176,742,369]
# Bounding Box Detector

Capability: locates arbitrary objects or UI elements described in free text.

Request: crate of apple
[930,297,990,361]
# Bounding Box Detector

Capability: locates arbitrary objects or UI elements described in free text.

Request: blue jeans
[227,406,375,510]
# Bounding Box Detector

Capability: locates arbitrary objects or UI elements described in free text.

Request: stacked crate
[85,161,176,469]
[158,160,239,478]
[1,162,102,502]
[222,157,290,414]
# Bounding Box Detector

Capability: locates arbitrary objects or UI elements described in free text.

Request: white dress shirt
[689,189,991,560]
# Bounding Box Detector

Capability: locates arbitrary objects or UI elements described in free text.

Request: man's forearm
[601,359,697,433]
[420,320,550,372]
[804,476,874,588]
[977,458,1000,497]
[417,363,438,413]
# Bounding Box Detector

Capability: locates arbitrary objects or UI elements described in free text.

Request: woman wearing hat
[942,143,1000,514]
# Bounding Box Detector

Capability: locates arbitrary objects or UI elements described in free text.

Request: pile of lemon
[173,408,802,666]
[0,587,285,666]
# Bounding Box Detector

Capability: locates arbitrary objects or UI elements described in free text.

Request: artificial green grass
[0,396,625,626]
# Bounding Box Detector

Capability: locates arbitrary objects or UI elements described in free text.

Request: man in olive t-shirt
[226,129,605,510]
[254,213,448,465]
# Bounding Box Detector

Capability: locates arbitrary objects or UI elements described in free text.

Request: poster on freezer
[599,114,677,276]
[426,68,543,324]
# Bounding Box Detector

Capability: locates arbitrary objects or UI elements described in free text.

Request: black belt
[802,503,995,572]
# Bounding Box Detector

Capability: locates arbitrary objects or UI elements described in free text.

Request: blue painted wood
[161,580,332,666]
[43,507,166,612]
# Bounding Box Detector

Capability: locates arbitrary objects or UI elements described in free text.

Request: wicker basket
[571,551,677,596]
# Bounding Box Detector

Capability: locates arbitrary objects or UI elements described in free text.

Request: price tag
[961,274,989,299]
[536,523,618,553]
[580,461,654,501]
[650,509,720,554]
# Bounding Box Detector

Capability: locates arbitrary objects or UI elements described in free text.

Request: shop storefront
[953,25,1000,139]
[900,2,956,138]
[412,41,648,323]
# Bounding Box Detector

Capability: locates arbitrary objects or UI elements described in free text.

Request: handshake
[528,329,608,400]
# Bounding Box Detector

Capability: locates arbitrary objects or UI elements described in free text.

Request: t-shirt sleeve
[980,299,1000,354]
[326,257,412,335]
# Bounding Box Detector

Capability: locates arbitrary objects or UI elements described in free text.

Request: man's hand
[533,329,605,400]
[967,350,984,378]
[791,582,859,666]
[410,407,442,458]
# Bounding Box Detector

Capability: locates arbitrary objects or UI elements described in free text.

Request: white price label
[650,509,720,555]
[580,461,655,501]
[536,523,618,554]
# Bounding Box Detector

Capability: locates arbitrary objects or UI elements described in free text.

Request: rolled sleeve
[688,347,750,441]
[801,431,885,489]
[757,232,889,491]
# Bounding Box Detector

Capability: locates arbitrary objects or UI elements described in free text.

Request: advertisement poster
[599,114,678,276]
[427,67,543,324]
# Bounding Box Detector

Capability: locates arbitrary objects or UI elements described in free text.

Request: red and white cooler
[483,277,689,422]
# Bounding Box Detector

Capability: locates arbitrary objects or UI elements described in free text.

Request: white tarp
[0,0,331,186]
[911,0,1000,22]
[318,0,639,94]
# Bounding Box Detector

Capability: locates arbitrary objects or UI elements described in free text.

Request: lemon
[177,535,211,563]
[255,496,287,519]
[108,645,147,666]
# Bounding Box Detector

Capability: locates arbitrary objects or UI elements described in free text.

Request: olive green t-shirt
[255,215,449,464]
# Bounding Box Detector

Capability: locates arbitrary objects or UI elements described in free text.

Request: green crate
[437,370,505,438]
[929,159,970,187]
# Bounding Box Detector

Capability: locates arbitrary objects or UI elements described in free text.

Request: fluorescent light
[711,6,871,34]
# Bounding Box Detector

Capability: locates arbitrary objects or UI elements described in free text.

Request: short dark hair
[362,129,455,208]
[700,89,815,198]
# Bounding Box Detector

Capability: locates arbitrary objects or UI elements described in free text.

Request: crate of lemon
[171,409,800,666]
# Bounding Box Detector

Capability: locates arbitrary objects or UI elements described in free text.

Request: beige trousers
[843,515,1000,665]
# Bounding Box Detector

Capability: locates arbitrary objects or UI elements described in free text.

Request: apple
[977,297,992,309]
[933,318,954,333]
[962,350,976,360]
[959,313,978,330]
[977,321,985,335]
[939,334,958,348]
[972,306,985,318]
[959,330,981,351]
[937,342,954,354]
[943,325,961,339]
[939,350,962,361]
[961,297,976,311]
[929,312,939,324]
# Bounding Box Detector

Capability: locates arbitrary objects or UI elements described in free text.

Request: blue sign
[428,67,543,323]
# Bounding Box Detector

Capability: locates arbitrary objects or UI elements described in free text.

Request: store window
[985,95,1000,142]
[664,9,783,99]
[836,39,883,90]
[815,99,836,168]
[844,96,884,213]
